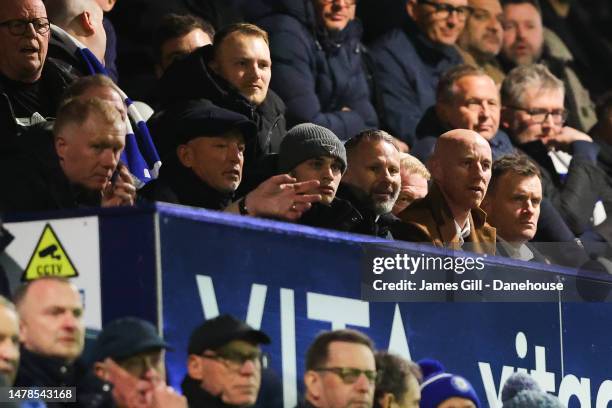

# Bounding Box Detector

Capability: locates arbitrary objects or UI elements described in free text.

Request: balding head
[15,278,84,362]
[430,129,492,220]
[46,0,106,62]
[0,0,49,83]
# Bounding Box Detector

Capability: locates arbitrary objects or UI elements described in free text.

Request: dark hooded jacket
[368,19,464,146]
[156,45,286,160]
[245,0,378,141]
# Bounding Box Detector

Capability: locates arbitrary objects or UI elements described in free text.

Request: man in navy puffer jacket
[246,0,378,141]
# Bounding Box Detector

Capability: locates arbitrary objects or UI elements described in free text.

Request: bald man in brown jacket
[393,129,496,254]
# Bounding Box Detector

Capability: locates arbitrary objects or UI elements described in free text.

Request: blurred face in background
[458,0,503,59]
[313,0,356,32]
[407,0,470,45]
[500,2,543,66]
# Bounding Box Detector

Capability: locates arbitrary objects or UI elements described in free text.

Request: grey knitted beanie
[278,123,347,174]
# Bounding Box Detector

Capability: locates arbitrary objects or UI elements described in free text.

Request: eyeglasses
[0,17,50,36]
[201,349,268,371]
[418,0,474,20]
[507,106,568,125]
[319,0,357,6]
[314,367,378,385]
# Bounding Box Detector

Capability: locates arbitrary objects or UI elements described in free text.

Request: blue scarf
[52,25,161,186]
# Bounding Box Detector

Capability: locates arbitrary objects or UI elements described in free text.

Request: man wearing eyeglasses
[299,329,376,408]
[456,0,505,85]
[369,0,470,147]
[182,314,271,408]
[0,0,73,141]
[501,64,608,236]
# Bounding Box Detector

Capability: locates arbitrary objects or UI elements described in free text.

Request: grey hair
[501,64,564,107]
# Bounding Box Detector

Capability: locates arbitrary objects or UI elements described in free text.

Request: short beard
[371,188,400,216]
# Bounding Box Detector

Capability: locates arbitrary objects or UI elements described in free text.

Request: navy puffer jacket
[369,20,463,146]
[247,0,378,140]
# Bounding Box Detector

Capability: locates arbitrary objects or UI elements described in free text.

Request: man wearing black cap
[91,317,187,408]
[140,99,255,210]
[182,314,270,408]
[277,123,362,232]
[140,100,322,221]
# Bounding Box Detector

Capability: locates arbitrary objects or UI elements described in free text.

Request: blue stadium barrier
[3,203,612,408]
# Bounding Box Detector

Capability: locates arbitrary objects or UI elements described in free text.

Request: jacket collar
[403,19,461,64]
[159,156,234,210]
[427,182,490,247]
[16,347,83,386]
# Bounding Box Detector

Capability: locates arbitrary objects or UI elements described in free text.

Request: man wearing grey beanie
[278,123,363,232]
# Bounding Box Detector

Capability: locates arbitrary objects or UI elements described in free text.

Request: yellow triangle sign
[22,223,79,281]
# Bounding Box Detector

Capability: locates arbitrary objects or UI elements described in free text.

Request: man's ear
[379,392,395,408]
[18,319,28,345]
[176,144,193,168]
[429,156,442,182]
[187,355,204,380]
[78,11,96,35]
[304,371,322,402]
[500,107,512,130]
[55,136,67,162]
[406,0,418,21]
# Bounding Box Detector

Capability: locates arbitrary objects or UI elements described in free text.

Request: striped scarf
[51,25,161,186]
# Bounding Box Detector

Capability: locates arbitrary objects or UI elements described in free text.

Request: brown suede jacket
[392,183,496,255]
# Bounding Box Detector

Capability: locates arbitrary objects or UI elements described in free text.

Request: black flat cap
[92,317,170,362]
[171,100,257,146]
[188,314,271,355]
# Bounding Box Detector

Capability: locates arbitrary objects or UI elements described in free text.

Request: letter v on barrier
[195,275,268,329]
[478,362,515,408]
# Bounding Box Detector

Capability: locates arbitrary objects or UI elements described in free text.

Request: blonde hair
[400,153,430,180]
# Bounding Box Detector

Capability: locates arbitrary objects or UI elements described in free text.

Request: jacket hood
[159,45,233,103]
[246,0,315,26]
[247,0,363,45]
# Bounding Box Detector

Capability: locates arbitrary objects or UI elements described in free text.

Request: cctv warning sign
[22,223,78,281]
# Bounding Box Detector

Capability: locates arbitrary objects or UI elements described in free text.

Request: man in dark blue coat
[247,0,378,141]
[369,0,470,147]
[411,64,514,162]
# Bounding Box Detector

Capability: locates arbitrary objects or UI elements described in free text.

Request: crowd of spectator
[0,288,569,407]
[0,0,611,405]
